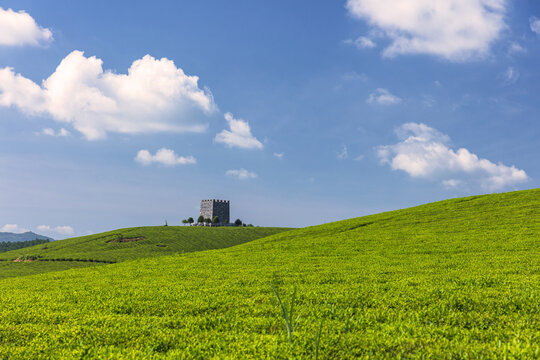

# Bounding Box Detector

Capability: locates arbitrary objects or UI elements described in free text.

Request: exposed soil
[13,257,34,263]
[107,236,145,244]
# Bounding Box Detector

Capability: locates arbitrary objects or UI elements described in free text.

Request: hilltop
[0,189,538,358]
[0,231,53,242]
[0,226,291,279]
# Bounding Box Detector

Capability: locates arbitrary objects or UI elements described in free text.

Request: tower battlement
[200,199,230,223]
[201,199,229,203]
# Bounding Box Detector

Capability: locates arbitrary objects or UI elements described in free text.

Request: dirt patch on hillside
[107,236,145,244]
[13,257,35,263]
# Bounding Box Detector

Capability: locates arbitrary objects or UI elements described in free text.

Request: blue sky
[0,0,538,238]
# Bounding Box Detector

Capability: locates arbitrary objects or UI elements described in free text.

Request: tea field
[0,189,538,358]
[0,226,290,280]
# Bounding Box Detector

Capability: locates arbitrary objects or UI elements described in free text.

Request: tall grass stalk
[314,318,324,360]
[271,284,301,344]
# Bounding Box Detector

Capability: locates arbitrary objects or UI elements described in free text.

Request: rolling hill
[0,231,53,242]
[0,226,291,279]
[0,189,538,358]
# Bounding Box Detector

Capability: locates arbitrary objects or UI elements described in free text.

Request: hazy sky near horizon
[0,0,539,238]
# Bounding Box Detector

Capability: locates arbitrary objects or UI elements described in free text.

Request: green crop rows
[0,189,538,358]
[0,226,290,280]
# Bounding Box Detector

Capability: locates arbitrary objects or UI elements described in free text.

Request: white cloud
[0,50,215,140]
[0,7,52,47]
[508,42,526,55]
[376,123,528,191]
[215,112,263,150]
[367,88,402,105]
[442,179,463,189]
[530,16,540,35]
[273,152,284,159]
[344,36,376,49]
[53,225,74,236]
[1,224,29,233]
[37,224,74,236]
[346,0,506,61]
[354,155,365,161]
[135,148,196,166]
[337,145,348,160]
[226,168,258,180]
[36,225,51,232]
[501,67,519,84]
[42,128,55,136]
[42,127,70,137]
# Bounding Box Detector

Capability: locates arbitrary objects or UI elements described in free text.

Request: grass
[0,189,538,358]
[0,226,291,280]
[271,285,301,344]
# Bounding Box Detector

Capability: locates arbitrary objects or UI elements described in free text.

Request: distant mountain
[0,231,54,242]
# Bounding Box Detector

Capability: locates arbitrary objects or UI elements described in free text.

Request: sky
[0,0,539,239]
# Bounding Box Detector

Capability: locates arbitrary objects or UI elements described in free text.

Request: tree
[187,217,194,225]
[212,216,220,224]
[234,219,242,226]
[198,215,204,223]
[182,219,188,225]
[204,218,211,224]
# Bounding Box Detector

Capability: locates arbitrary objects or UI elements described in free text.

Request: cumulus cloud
[367,88,402,105]
[215,112,263,150]
[36,225,50,232]
[530,16,540,35]
[135,148,196,166]
[37,224,74,236]
[273,152,284,159]
[1,224,29,233]
[226,168,257,180]
[0,50,215,140]
[344,36,376,49]
[0,7,52,47]
[376,123,528,191]
[42,127,70,137]
[346,0,506,61]
[53,225,74,235]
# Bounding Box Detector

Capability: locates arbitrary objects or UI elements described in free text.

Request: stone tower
[200,199,230,223]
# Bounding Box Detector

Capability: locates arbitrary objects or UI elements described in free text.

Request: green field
[0,226,290,280]
[0,189,538,358]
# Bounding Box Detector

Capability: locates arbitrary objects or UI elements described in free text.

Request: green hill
[0,226,291,279]
[0,189,538,358]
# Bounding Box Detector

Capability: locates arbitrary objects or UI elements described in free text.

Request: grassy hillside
[0,226,290,279]
[0,189,538,358]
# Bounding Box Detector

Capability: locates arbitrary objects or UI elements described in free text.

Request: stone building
[200,199,230,224]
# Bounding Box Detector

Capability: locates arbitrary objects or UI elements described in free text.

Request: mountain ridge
[0,231,53,243]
